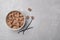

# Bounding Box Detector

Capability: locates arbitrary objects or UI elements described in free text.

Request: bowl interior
[6,10,26,31]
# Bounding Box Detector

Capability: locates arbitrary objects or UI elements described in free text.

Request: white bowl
[6,9,28,31]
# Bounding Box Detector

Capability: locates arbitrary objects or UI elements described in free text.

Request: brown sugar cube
[18,18,21,21]
[19,14,23,17]
[12,11,17,14]
[21,17,24,21]
[14,13,20,17]
[13,24,19,29]
[7,20,12,24]
[7,17,13,21]
[7,22,12,27]
[18,17,24,21]
[12,20,17,25]
[11,12,17,18]
[16,22,20,27]
[8,13,13,17]
[19,21,24,26]
[7,19,10,22]
[12,16,15,20]
[13,26,17,29]
[13,13,16,17]
[15,17,19,21]
[16,13,20,16]
[9,20,12,23]
[8,17,13,21]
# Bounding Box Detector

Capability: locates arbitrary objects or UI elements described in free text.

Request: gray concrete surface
[0,0,60,40]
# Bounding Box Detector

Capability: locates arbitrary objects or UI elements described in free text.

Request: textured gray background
[0,0,60,40]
